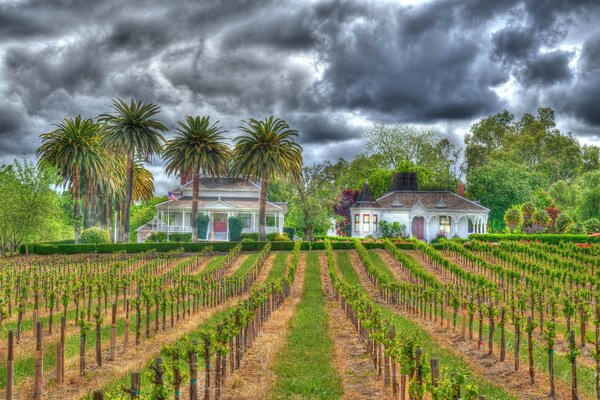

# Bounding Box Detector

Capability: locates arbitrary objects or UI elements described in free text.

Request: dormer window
[435,199,448,209]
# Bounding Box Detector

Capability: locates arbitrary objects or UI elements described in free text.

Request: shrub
[431,232,447,245]
[197,214,209,240]
[468,233,600,244]
[555,214,573,233]
[379,221,407,238]
[584,218,600,234]
[311,241,325,250]
[241,238,254,242]
[272,233,290,241]
[266,232,278,241]
[283,227,295,240]
[80,227,110,244]
[503,207,522,233]
[228,216,245,241]
[241,233,259,241]
[531,209,550,233]
[145,232,191,243]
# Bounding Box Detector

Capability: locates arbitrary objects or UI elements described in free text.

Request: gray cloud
[0,0,599,194]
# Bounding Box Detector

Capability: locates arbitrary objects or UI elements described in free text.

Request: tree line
[36,99,303,244]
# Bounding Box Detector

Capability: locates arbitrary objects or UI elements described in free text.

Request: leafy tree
[531,209,550,233]
[163,116,230,241]
[80,227,110,244]
[467,160,545,231]
[584,218,600,234]
[503,207,522,233]
[228,216,245,241]
[548,180,576,210]
[0,159,68,255]
[333,189,359,236]
[129,196,167,242]
[555,213,573,234]
[544,206,562,233]
[464,110,514,176]
[231,116,303,240]
[99,99,167,243]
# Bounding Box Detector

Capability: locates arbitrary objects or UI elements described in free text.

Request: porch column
[182,211,186,229]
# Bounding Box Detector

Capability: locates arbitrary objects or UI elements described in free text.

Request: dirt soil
[320,253,392,400]
[219,254,305,400]
[350,250,581,400]
[13,252,276,400]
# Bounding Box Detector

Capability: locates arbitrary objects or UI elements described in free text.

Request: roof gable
[377,190,489,212]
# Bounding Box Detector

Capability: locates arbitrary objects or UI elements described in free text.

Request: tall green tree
[37,116,104,242]
[163,116,230,241]
[467,159,546,231]
[231,117,303,240]
[99,99,167,242]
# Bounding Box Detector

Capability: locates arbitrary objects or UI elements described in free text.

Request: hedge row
[468,233,600,244]
[20,239,417,255]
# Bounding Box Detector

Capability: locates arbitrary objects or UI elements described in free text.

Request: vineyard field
[0,238,598,400]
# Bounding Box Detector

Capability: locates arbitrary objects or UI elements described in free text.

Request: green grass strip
[270,251,343,400]
[265,252,290,283]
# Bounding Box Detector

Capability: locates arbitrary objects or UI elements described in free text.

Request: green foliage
[555,213,574,233]
[503,206,522,233]
[584,218,600,233]
[467,160,546,231]
[469,233,600,244]
[227,216,245,241]
[241,233,259,241]
[196,214,209,240]
[129,196,167,241]
[379,221,407,238]
[144,232,191,243]
[79,227,110,244]
[0,158,72,254]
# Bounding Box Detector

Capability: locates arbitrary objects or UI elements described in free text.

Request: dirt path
[320,253,391,400]
[220,254,306,400]
[371,249,415,283]
[349,251,579,400]
[13,252,275,400]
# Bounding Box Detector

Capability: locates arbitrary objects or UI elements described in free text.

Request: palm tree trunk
[89,177,96,226]
[72,169,82,243]
[122,153,134,243]
[258,178,269,241]
[83,180,90,229]
[191,169,200,242]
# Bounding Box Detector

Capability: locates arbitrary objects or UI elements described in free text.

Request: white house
[136,177,287,242]
[350,173,489,241]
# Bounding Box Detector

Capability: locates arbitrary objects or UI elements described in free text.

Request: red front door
[412,217,425,240]
[213,213,227,232]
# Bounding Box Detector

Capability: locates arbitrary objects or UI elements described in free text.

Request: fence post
[6,331,14,400]
[151,358,165,400]
[430,358,440,399]
[93,390,104,400]
[34,321,43,400]
[203,338,210,400]
[110,303,117,361]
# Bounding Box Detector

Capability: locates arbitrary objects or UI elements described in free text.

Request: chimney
[457,182,465,197]
[391,172,418,191]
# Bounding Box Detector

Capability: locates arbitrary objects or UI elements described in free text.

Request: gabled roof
[376,191,489,212]
[352,181,381,208]
[155,197,287,213]
[177,177,260,192]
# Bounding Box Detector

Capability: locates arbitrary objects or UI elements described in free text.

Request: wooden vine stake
[124,300,130,348]
[189,349,199,400]
[34,321,43,400]
[93,390,104,400]
[6,331,14,400]
[110,303,117,361]
[203,338,210,400]
[150,358,166,400]
[127,372,141,399]
[568,330,578,400]
[430,358,440,400]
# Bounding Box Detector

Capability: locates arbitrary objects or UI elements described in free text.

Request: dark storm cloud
[0,0,600,192]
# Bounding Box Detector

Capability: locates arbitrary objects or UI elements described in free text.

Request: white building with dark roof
[349,172,489,241]
[136,177,287,242]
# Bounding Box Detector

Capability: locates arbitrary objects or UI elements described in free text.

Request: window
[354,214,360,233]
[439,216,451,234]
[363,214,370,233]
[266,214,277,227]
[373,214,378,233]
[239,213,251,228]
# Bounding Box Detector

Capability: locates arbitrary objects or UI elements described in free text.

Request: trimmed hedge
[20,240,313,255]
[21,238,421,255]
[469,233,600,244]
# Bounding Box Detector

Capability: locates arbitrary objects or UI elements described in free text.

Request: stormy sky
[1,0,600,193]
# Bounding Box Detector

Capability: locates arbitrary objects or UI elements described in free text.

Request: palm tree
[231,117,303,240]
[37,116,104,243]
[163,116,230,241]
[99,99,167,242]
